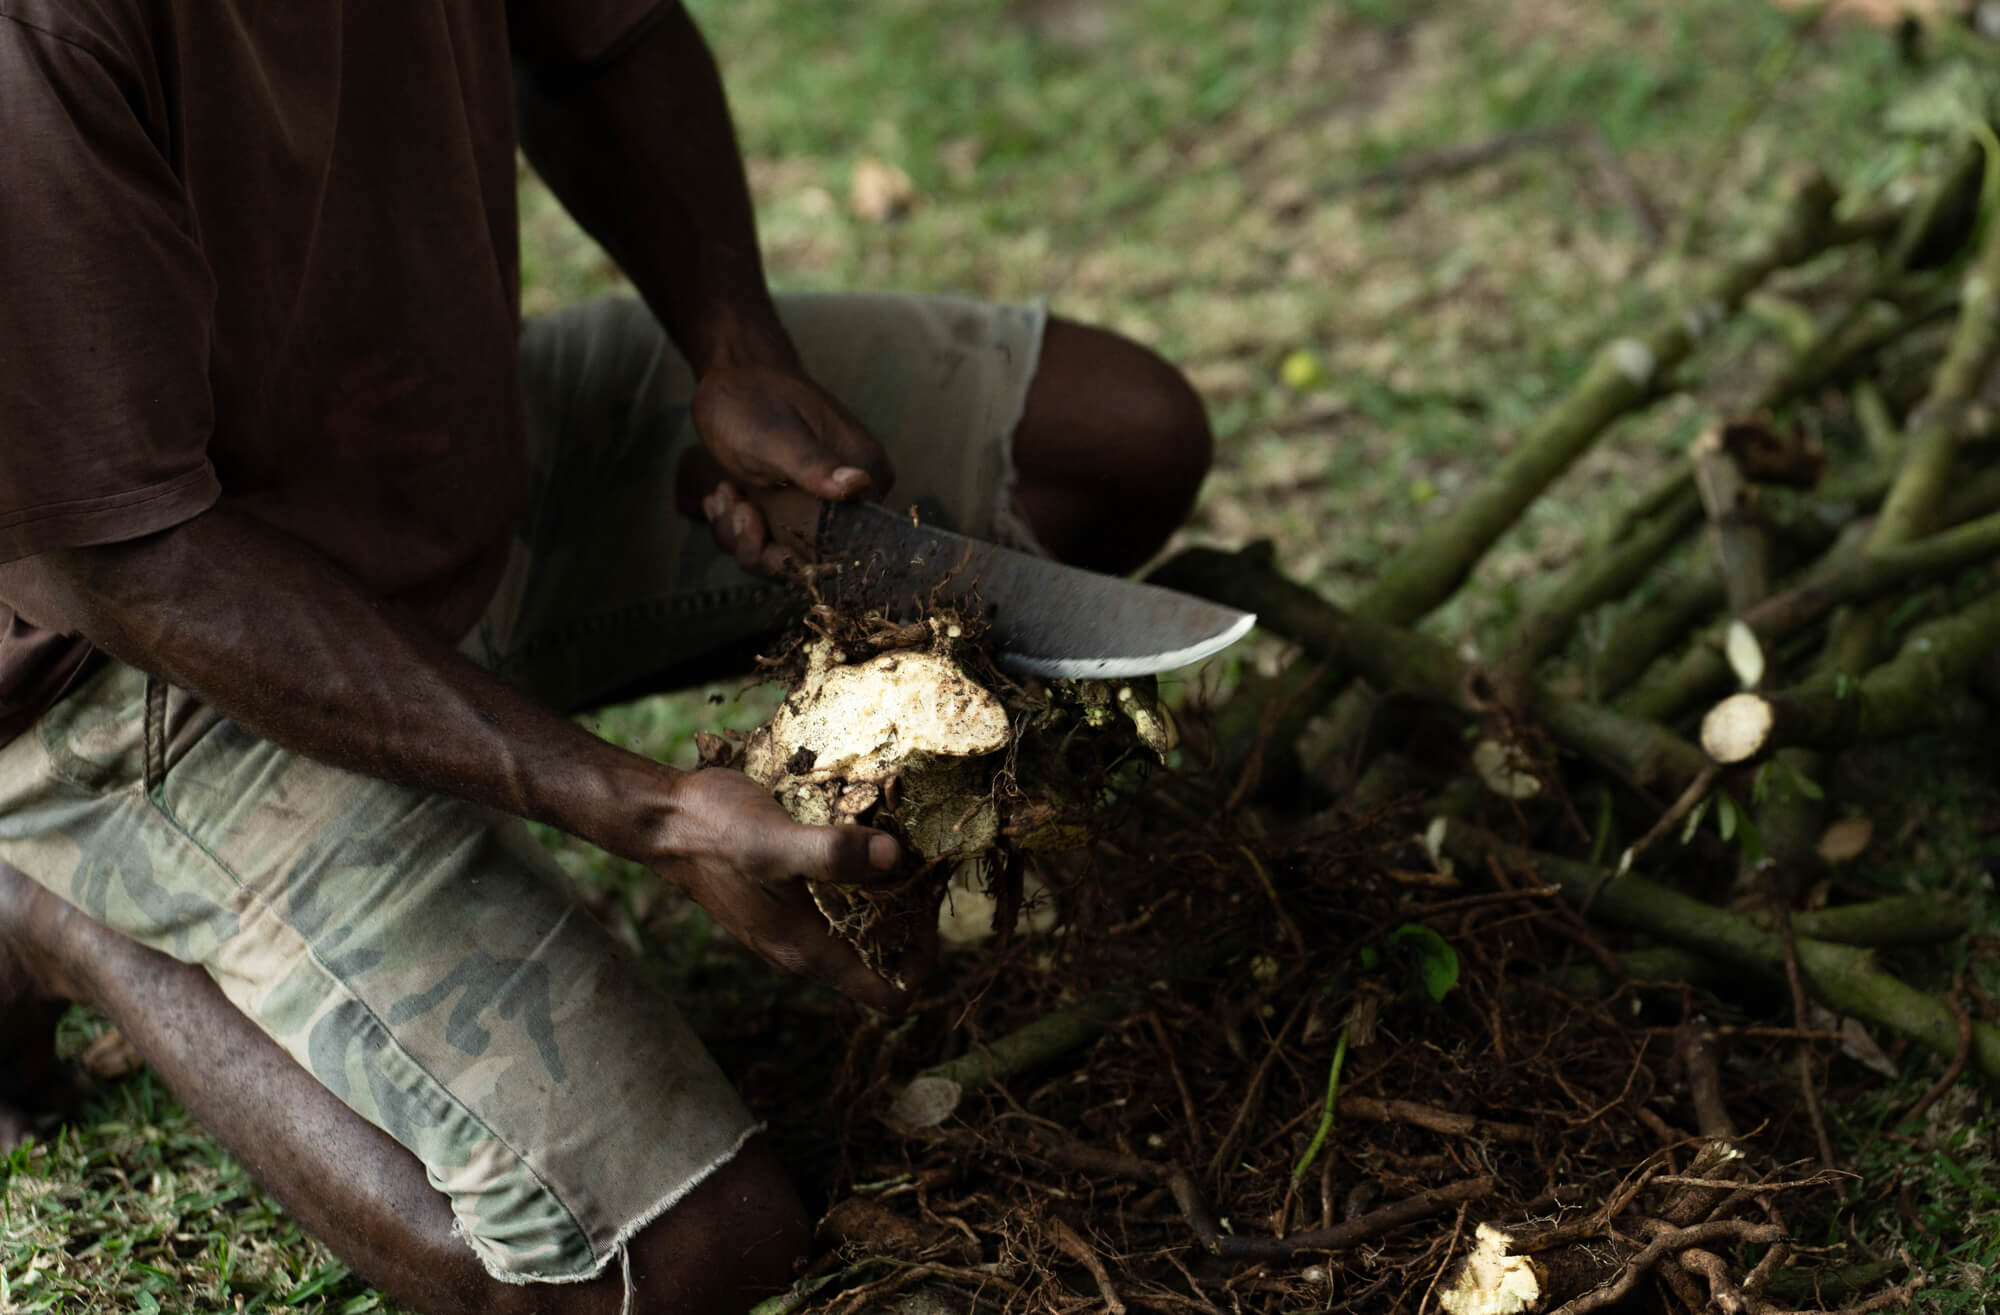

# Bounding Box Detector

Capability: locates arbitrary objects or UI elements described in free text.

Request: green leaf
[1717,793,1739,844]
[1884,590,1934,635]
[1736,807,1766,867]
[1588,785,1615,868]
[283,1264,350,1304]
[1388,924,1460,1002]
[1681,795,1712,846]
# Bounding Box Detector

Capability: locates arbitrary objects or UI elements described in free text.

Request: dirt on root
[684,741,1909,1315]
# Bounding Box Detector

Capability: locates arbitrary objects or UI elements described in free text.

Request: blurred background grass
[10,2,1999,1310]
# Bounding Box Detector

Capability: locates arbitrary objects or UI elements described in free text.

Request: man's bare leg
[1012,317,1214,574]
[0,862,809,1315]
[0,926,74,1149]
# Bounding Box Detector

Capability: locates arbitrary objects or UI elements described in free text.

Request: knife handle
[743,484,825,561]
[675,447,826,562]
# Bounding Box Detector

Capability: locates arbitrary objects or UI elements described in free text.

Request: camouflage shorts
[0,292,1046,1288]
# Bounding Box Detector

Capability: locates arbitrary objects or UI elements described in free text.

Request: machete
[743,485,1255,679]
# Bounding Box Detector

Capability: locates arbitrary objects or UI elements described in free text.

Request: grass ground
[6,1,1998,1310]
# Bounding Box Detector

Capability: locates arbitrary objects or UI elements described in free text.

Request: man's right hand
[657,767,918,1012]
[688,364,894,576]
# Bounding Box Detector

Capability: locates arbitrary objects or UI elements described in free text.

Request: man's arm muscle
[514,2,788,376]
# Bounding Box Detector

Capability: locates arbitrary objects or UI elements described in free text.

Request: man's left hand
[657,765,922,1012]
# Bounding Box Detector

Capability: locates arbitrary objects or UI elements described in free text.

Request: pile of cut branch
[724,115,2000,1315]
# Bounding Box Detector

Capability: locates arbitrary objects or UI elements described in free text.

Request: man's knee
[1115,331,1214,510]
[1017,318,1215,571]
[470,1139,805,1315]
[621,1136,810,1315]
[1041,316,1213,495]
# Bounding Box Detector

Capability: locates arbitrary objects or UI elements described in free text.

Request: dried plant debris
[727,794,1912,1315]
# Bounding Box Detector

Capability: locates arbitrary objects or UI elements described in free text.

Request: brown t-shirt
[0,0,662,746]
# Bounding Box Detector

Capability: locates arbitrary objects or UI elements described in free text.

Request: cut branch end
[1702,694,1774,764]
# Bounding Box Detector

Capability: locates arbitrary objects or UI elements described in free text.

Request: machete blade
[815,501,1255,678]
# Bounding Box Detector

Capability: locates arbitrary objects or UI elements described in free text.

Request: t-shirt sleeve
[0,22,220,566]
[507,0,671,70]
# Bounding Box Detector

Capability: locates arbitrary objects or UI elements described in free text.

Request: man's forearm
[1,509,687,868]
[515,4,792,374]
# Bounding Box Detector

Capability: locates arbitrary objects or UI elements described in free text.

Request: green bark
[1703,587,2000,761]
[1618,499,2000,726]
[1508,486,1703,671]
[1153,547,1711,793]
[1872,181,2000,550]
[1441,824,2000,1081]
